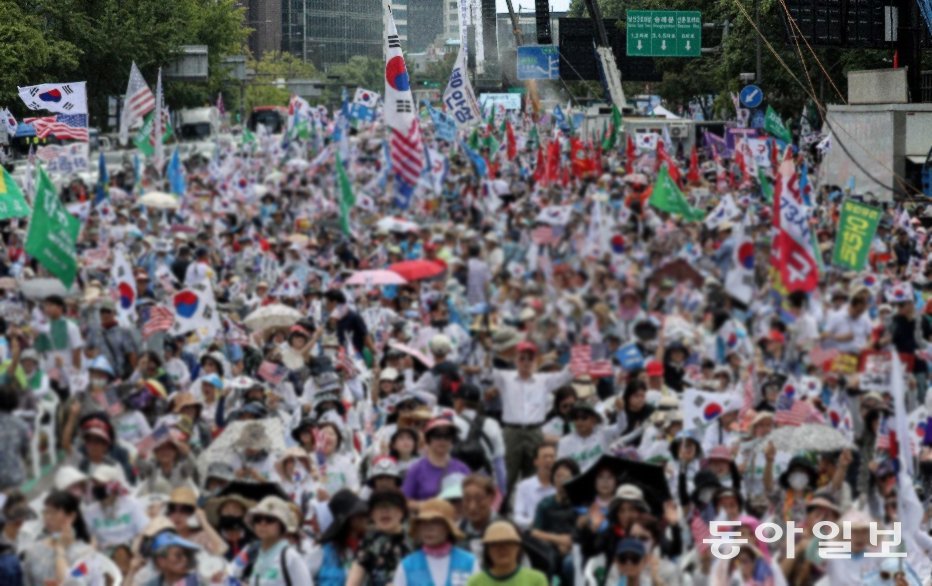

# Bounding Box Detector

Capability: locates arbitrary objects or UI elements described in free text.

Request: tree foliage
[324,56,385,103]
[2,0,247,124]
[245,53,319,111]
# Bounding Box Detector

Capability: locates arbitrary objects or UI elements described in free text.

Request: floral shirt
[355,530,412,586]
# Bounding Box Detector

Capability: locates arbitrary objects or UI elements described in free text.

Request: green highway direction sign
[626,10,701,57]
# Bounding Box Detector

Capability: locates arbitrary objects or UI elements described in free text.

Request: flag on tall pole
[153,68,164,172]
[119,62,155,145]
[384,3,424,203]
[772,157,819,292]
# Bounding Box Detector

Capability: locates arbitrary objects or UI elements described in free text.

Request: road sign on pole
[739,84,764,108]
[516,45,561,80]
[626,10,702,57]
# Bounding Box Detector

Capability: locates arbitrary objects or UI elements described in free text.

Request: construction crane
[502,0,542,115]
[581,0,628,111]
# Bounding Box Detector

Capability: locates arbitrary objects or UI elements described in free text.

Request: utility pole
[896,0,922,102]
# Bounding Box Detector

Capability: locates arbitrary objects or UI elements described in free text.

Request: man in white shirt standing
[490,341,573,497]
[557,399,628,472]
[822,287,873,354]
[512,442,557,530]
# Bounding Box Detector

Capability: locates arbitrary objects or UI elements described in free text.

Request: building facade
[241,0,283,59]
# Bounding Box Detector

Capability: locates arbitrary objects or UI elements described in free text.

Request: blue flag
[553,105,567,130]
[460,140,487,177]
[167,148,185,197]
[429,106,456,143]
[95,150,108,204]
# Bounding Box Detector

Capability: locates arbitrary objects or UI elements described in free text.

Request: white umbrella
[766,424,853,453]
[376,217,420,233]
[138,191,180,210]
[18,278,82,300]
[243,303,304,331]
[196,419,286,480]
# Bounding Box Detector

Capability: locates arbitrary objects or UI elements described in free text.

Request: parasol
[563,454,671,516]
[765,424,854,453]
[388,259,446,282]
[648,258,706,289]
[19,278,82,300]
[346,270,408,287]
[387,340,435,368]
[138,191,181,210]
[243,303,304,331]
[376,217,421,233]
[196,419,287,480]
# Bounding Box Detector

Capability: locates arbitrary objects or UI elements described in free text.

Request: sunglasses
[251,514,279,526]
[616,553,643,565]
[429,432,456,442]
[167,504,195,515]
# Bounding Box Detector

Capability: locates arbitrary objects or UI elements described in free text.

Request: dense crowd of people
[0,99,930,586]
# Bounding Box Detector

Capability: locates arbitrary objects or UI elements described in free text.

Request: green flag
[24,165,81,287]
[134,112,173,157]
[335,153,355,236]
[0,166,31,220]
[468,128,480,151]
[602,105,622,150]
[242,128,257,146]
[764,106,792,143]
[649,165,705,222]
[528,125,540,151]
[757,168,773,205]
[484,133,500,157]
[832,199,882,271]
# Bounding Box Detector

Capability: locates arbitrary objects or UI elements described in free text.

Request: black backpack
[452,414,493,473]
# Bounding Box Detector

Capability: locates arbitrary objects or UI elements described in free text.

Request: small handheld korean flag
[169,282,222,339]
[111,248,137,327]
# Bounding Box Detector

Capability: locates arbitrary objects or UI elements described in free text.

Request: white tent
[650,105,681,120]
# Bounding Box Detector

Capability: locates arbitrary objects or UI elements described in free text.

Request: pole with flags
[153,68,164,174]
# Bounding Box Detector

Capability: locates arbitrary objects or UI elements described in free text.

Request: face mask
[788,471,809,491]
[91,485,109,501]
[90,376,108,388]
[431,319,449,329]
[218,515,244,531]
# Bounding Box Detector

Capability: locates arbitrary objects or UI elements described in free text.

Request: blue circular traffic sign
[739,84,764,109]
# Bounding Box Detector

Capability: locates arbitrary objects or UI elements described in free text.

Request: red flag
[532,147,546,183]
[734,142,747,180]
[505,121,517,160]
[687,145,700,184]
[657,141,683,186]
[545,140,560,184]
[570,138,595,176]
[770,139,779,171]
[626,134,636,167]
[594,143,604,175]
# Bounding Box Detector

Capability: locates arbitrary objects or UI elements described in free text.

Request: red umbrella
[388,259,447,282]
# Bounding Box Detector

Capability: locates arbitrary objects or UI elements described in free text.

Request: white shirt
[512,475,556,530]
[82,496,149,550]
[823,307,873,353]
[492,368,574,425]
[557,414,628,472]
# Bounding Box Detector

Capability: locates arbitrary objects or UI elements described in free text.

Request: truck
[177,107,220,141]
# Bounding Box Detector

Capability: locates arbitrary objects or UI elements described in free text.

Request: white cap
[54,466,88,491]
[429,334,453,356]
[379,367,400,382]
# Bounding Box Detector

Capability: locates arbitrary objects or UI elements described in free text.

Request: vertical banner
[832,199,881,271]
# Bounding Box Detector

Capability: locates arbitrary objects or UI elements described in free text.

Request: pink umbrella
[388,259,447,282]
[387,340,435,368]
[345,270,408,287]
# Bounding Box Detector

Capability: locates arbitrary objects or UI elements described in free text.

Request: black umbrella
[563,454,671,517]
[218,480,289,503]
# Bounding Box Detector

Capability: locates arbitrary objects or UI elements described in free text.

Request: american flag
[257,360,288,385]
[122,62,155,124]
[774,398,816,427]
[142,305,174,338]
[570,345,614,378]
[223,317,250,346]
[24,114,88,141]
[136,424,171,455]
[390,119,424,188]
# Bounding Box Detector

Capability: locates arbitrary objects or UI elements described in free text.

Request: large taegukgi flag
[384,3,424,203]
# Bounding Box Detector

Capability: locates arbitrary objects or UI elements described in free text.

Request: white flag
[704,194,740,230]
[169,281,221,339]
[442,46,481,127]
[634,132,660,152]
[724,222,755,305]
[683,388,739,432]
[536,205,574,226]
[18,82,87,115]
[111,248,137,327]
[353,88,380,108]
[153,69,164,170]
[1,108,17,136]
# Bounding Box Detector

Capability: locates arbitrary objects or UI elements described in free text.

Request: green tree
[0,0,80,105]
[245,52,319,111]
[324,56,384,104]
